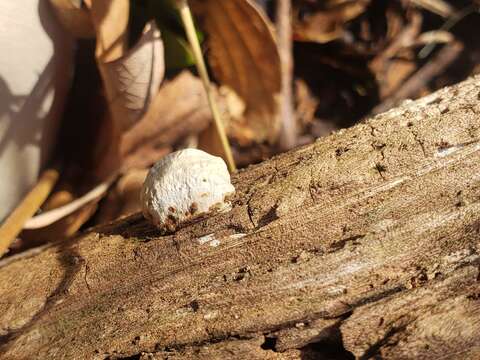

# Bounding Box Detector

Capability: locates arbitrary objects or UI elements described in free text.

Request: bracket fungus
[141,149,235,233]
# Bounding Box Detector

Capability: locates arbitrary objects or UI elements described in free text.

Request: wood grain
[0,76,479,359]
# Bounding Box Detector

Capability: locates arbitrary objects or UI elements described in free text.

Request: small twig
[276,0,297,151]
[175,0,236,172]
[370,11,422,73]
[0,167,60,257]
[419,4,476,59]
[411,0,454,18]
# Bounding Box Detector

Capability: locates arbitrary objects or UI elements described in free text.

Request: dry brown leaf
[88,0,129,179]
[295,79,319,127]
[120,71,212,170]
[293,0,369,43]
[90,0,129,62]
[198,124,224,160]
[194,0,282,144]
[49,0,95,38]
[95,168,148,223]
[89,0,164,178]
[198,85,245,159]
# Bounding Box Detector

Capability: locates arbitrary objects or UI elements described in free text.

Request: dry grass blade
[276,0,297,150]
[23,176,115,229]
[0,168,59,257]
[176,0,236,172]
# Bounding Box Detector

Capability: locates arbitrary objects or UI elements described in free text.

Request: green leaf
[161,28,195,69]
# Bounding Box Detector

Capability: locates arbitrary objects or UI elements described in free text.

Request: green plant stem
[176,0,236,172]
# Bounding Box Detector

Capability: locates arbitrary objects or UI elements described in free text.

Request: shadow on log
[0,76,480,359]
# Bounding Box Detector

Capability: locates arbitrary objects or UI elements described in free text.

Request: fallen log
[1,75,480,359]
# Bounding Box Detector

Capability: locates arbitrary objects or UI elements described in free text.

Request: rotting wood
[0,75,480,359]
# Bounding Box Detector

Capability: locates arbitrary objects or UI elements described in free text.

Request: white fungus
[141,149,235,232]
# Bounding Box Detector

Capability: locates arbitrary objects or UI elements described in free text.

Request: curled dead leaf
[22,2,166,232]
[90,0,165,177]
[96,21,165,132]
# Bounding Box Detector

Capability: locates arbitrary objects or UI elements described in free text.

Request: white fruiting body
[141,149,235,232]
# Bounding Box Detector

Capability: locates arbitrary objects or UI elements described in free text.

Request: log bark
[1,76,480,359]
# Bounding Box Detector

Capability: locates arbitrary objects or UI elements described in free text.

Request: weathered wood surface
[1,76,480,359]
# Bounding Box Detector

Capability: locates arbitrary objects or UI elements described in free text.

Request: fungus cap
[141,149,235,232]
